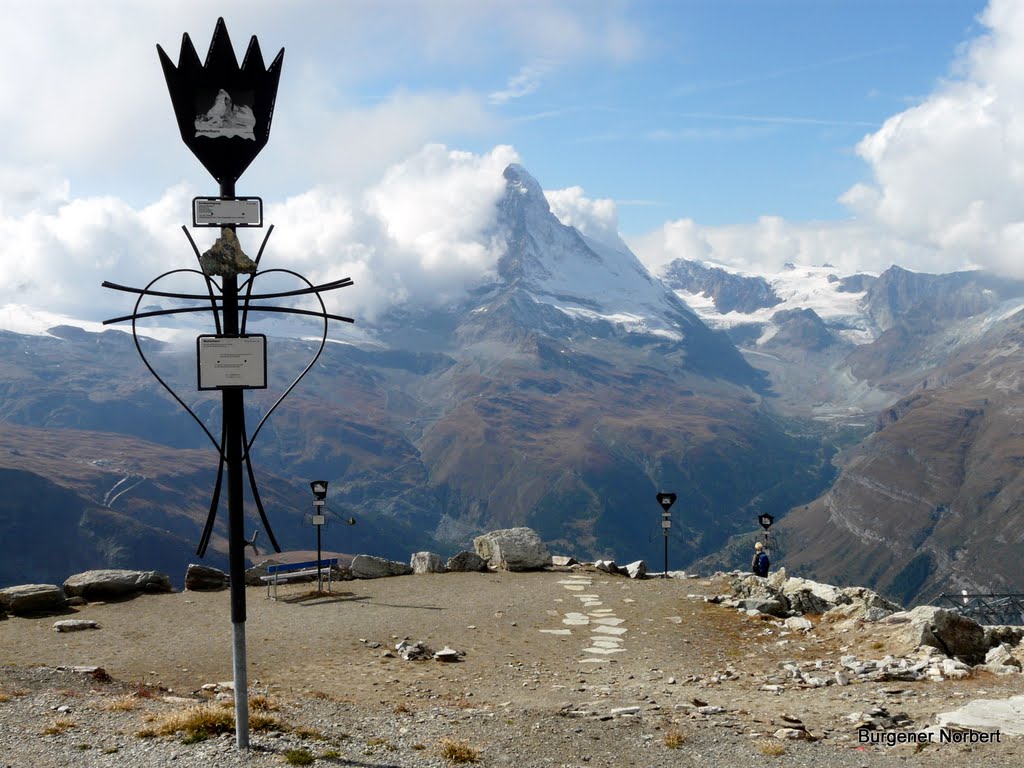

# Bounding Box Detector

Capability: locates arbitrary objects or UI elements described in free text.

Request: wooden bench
[261,558,339,600]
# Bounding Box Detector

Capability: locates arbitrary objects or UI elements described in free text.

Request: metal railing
[938,593,1024,626]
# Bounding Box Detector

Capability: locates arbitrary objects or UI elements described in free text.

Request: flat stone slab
[563,585,586,591]
[592,617,626,626]
[53,619,99,632]
[63,570,172,600]
[0,584,66,614]
[582,647,626,655]
[592,625,628,636]
[935,695,1024,736]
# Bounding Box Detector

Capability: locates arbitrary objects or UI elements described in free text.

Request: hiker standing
[751,541,770,577]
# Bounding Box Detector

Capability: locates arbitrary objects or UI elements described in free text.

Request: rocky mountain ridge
[3,162,1024,607]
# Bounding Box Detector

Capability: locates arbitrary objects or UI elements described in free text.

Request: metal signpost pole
[663,521,669,578]
[310,481,328,591]
[656,492,676,578]
[316,502,323,591]
[220,177,250,748]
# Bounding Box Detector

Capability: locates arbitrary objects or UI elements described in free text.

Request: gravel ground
[1,568,1022,767]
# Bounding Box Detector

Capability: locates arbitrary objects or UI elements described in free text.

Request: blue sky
[477,1,987,232]
[1,0,1019,325]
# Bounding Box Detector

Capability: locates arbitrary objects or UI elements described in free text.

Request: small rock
[610,706,641,717]
[53,619,99,632]
[774,727,813,740]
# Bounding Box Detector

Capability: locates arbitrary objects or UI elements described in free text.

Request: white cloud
[545,185,625,249]
[0,2,644,204]
[489,61,554,105]
[0,144,521,328]
[838,0,1024,276]
[628,215,940,279]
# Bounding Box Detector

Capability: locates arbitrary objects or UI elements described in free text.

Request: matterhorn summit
[445,164,754,383]
[489,164,703,341]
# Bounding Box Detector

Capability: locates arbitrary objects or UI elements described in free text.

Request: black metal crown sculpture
[157,18,283,186]
[103,18,353,561]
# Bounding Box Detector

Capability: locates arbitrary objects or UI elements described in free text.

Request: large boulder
[351,555,413,579]
[822,587,902,625]
[446,551,488,573]
[731,574,787,606]
[740,597,787,617]
[474,528,551,572]
[0,584,66,615]
[184,564,229,591]
[410,552,447,574]
[624,560,647,580]
[781,577,849,615]
[879,606,989,662]
[63,570,173,601]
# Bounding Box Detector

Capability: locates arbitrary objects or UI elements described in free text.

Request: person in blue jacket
[751,541,770,577]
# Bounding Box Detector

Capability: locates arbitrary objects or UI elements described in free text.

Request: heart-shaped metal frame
[102,225,354,557]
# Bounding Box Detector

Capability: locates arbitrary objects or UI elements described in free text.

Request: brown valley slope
[780,308,1024,604]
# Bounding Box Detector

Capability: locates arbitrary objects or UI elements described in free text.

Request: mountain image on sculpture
[194,88,255,140]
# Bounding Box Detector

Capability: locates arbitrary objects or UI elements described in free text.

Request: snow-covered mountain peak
[503,164,548,205]
[492,165,697,340]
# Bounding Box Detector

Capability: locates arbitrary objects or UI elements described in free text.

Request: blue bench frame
[261,558,339,599]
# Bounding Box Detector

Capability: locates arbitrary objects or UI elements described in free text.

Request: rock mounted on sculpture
[200,228,256,276]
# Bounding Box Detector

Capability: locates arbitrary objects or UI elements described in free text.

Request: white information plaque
[192,196,263,227]
[197,334,267,390]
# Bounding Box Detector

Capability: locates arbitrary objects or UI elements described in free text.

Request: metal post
[221,178,249,750]
[663,531,669,578]
[316,509,323,592]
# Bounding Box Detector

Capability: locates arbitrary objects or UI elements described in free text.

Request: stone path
[543,574,629,662]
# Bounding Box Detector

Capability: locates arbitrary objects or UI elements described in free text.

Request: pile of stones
[713,567,1024,681]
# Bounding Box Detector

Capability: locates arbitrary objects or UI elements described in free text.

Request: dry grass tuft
[439,737,480,763]
[42,717,76,735]
[146,703,289,742]
[293,724,325,740]
[283,747,315,766]
[249,694,279,711]
[664,727,689,748]
[102,695,138,712]
[756,739,786,756]
[0,692,11,703]
[393,702,411,714]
